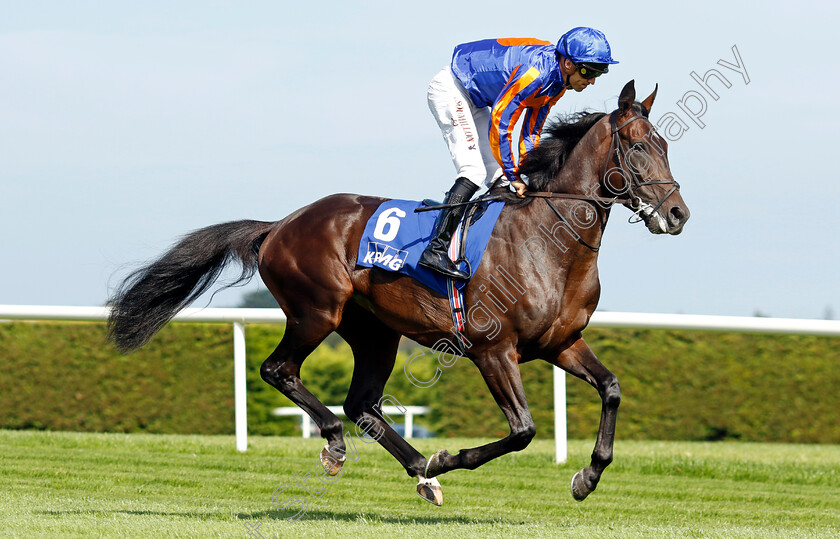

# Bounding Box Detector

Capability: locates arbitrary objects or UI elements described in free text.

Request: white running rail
[272,405,430,439]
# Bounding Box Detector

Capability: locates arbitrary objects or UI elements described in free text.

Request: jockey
[419,27,617,280]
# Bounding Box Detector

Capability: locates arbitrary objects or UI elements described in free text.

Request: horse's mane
[516,111,608,193]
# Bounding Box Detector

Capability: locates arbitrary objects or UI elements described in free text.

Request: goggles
[576,63,608,79]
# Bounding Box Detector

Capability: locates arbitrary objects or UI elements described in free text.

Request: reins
[522,191,619,206]
[519,192,618,253]
[418,111,682,253]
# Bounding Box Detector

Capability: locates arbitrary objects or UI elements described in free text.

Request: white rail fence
[2,305,839,459]
[272,405,430,439]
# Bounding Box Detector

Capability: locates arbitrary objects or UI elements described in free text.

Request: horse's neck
[544,122,608,197]
[548,162,599,196]
[523,123,611,259]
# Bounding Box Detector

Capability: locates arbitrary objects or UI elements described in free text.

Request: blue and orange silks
[450,38,567,182]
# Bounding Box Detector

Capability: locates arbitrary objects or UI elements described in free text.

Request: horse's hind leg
[335,304,436,502]
[548,336,620,501]
[259,319,346,457]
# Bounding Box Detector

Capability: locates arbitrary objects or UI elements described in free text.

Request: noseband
[606,112,680,223]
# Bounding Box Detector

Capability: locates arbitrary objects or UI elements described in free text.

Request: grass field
[1,429,838,538]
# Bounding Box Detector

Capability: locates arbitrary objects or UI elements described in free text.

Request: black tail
[107,219,276,352]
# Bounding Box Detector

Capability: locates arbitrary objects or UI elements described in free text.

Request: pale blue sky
[2,0,838,318]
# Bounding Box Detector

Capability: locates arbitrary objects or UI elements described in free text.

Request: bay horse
[108,80,689,506]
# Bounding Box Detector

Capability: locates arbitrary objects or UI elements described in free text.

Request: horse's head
[601,80,690,235]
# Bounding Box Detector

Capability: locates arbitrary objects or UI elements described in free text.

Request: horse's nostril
[670,206,683,221]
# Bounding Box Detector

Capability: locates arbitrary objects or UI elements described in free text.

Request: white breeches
[427,66,506,189]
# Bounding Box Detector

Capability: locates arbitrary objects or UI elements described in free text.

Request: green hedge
[435,329,840,443]
[0,322,437,438]
[0,322,234,434]
[0,321,837,442]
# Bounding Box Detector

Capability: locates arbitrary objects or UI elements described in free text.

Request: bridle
[522,111,681,251]
[605,111,680,224]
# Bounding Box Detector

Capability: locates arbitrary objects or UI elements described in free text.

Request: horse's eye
[630,142,646,153]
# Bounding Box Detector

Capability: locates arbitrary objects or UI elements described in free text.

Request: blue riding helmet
[556,27,618,65]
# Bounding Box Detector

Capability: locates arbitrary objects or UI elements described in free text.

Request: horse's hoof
[417,477,443,506]
[425,449,449,478]
[571,470,594,501]
[320,445,345,477]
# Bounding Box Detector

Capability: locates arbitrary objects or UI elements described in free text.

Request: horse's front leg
[425,344,536,477]
[547,335,620,501]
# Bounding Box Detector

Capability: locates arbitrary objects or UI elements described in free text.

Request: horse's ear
[618,80,636,111]
[640,84,658,116]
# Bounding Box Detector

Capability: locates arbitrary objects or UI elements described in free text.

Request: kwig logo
[363,242,409,271]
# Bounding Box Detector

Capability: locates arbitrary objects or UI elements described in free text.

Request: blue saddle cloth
[356,199,504,295]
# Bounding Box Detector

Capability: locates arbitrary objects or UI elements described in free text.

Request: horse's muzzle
[666,204,689,235]
[641,202,689,235]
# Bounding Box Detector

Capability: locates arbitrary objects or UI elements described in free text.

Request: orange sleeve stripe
[519,92,564,158]
[519,111,541,158]
[502,107,527,170]
[496,38,552,46]
[489,66,541,168]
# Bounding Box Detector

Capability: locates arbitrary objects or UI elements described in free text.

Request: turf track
[1,430,838,538]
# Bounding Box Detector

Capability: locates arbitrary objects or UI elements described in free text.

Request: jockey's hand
[511,179,527,198]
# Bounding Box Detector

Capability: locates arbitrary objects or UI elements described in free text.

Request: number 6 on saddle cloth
[356,197,505,347]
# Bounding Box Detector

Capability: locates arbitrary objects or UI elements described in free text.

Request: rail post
[233,321,248,452]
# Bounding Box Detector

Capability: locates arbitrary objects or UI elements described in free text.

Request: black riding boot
[418,177,479,280]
